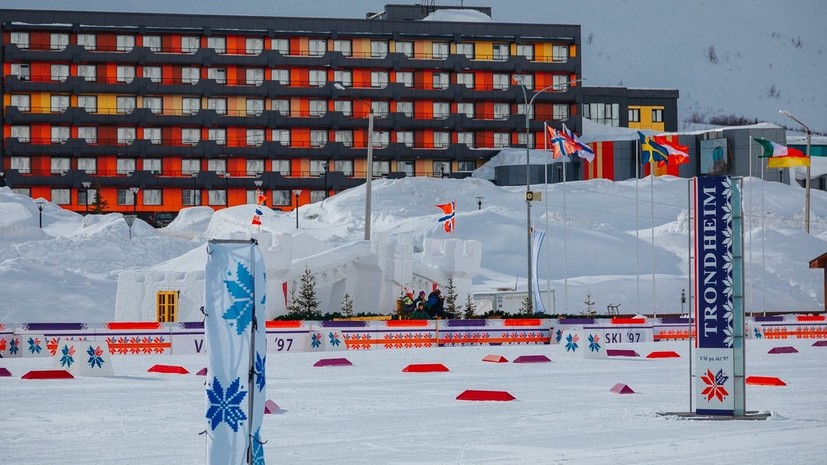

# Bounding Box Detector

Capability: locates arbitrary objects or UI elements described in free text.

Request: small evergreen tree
[519,295,533,316]
[582,291,597,317]
[341,292,354,319]
[91,182,108,213]
[462,293,477,319]
[285,287,301,317]
[444,276,458,318]
[295,265,321,319]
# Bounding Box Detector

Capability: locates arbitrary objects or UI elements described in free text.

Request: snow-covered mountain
[3,0,825,132]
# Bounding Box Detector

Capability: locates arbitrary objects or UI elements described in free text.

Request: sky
[2,0,825,132]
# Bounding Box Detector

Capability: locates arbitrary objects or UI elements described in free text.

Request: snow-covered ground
[1,339,825,464]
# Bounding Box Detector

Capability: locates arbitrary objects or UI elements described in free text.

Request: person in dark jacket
[426,289,445,318]
[413,291,427,311]
[410,301,430,320]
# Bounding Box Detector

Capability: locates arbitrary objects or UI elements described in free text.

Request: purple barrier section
[660,318,689,324]
[512,355,551,363]
[753,316,785,322]
[314,357,353,367]
[0,368,12,377]
[320,321,368,328]
[196,367,208,376]
[22,323,87,331]
[607,349,640,357]
[768,346,798,354]
[813,340,827,347]
[446,319,487,327]
[610,383,635,394]
[179,322,204,329]
[559,318,595,325]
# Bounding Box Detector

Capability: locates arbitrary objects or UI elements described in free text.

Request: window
[181,128,200,145]
[51,189,70,205]
[334,100,352,116]
[51,127,70,144]
[51,157,70,174]
[552,104,569,121]
[432,42,449,59]
[335,130,353,147]
[457,132,474,147]
[337,160,354,176]
[397,101,413,117]
[493,74,510,90]
[182,97,201,115]
[183,189,201,206]
[207,36,226,54]
[272,69,290,85]
[513,74,533,90]
[117,188,138,206]
[78,33,97,50]
[553,74,572,91]
[144,127,162,144]
[116,158,136,174]
[310,190,326,203]
[143,35,161,52]
[207,159,226,173]
[652,108,664,123]
[516,44,534,60]
[271,38,289,55]
[181,36,199,53]
[308,39,326,56]
[207,67,226,84]
[76,96,97,115]
[247,159,265,176]
[143,66,161,83]
[77,65,96,82]
[116,65,135,83]
[272,190,290,206]
[628,108,641,122]
[143,159,162,174]
[310,130,327,147]
[51,64,69,82]
[494,132,510,148]
[457,73,474,89]
[272,99,290,115]
[10,156,31,173]
[117,96,136,114]
[458,161,476,172]
[309,160,327,176]
[370,40,388,58]
[396,71,413,88]
[272,129,290,146]
[50,95,70,113]
[494,103,510,120]
[517,103,534,119]
[181,67,200,85]
[11,126,30,142]
[182,159,200,175]
[207,98,227,115]
[552,45,568,62]
[397,131,413,147]
[11,64,30,81]
[333,39,351,57]
[11,188,30,196]
[309,99,327,117]
[333,70,351,87]
[10,32,29,49]
[583,103,619,126]
[116,35,135,52]
[397,161,414,176]
[492,43,509,61]
[77,187,95,206]
[155,291,178,323]
[247,129,265,146]
[396,41,413,58]
[246,190,261,205]
[246,98,265,116]
[245,68,263,86]
[11,94,30,112]
[50,33,69,51]
[208,128,226,145]
[77,157,96,174]
[78,126,97,144]
[117,128,136,145]
[433,131,450,149]
[245,37,263,55]
[432,72,449,89]
[143,96,162,114]
[457,102,474,118]
[309,70,327,87]
[433,102,450,119]
[371,71,388,88]
[517,132,535,148]
[142,189,162,206]
[272,160,291,175]
[371,101,389,118]
[433,161,450,177]
[456,42,474,59]
[372,160,390,176]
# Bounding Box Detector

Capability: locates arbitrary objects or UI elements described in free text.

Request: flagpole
[246,239,258,465]
[636,138,641,315]
[650,157,657,318]
[761,156,766,314]
[544,123,552,313]
[563,153,568,314]
[748,139,754,317]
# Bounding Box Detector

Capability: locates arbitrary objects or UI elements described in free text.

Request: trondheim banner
[205,240,267,464]
[692,176,745,416]
[532,228,547,314]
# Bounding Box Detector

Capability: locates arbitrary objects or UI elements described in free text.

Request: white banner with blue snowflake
[205,240,267,465]
[531,229,547,314]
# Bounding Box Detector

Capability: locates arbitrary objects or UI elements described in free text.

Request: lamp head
[333,83,346,91]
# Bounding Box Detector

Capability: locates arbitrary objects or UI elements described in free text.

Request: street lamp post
[334,82,374,241]
[82,181,91,214]
[129,187,140,215]
[513,75,583,313]
[779,110,812,234]
[322,162,330,198]
[223,172,231,207]
[36,200,45,228]
[293,189,302,229]
[190,172,199,206]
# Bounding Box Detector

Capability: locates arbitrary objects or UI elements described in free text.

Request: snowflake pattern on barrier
[105,336,170,354]
[47,337,60,356]
[310,332,322,348]
[565,333,579,352]
[222,261,256,335]
[381,332,433,349]
[27,337,42,354]
[59,344,76,368]
[700,368,729,403]
[762,326,827,339]
[87,345,105,369]
[328,331,342,347]
[555,329,563,343]
[205,377,248,432]
[9,338,20,355]
[588,334,601,352]
[753,327,763,339]
[344,333,372,350]
[0,338,6,352]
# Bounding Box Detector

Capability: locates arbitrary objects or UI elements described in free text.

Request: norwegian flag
[251,189,265,227]
[436,201,455,234]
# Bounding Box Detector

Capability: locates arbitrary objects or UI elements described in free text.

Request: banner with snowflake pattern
[205,240,267,465]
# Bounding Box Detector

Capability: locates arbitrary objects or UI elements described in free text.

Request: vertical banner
[692,176,744,416]
[532,229,547,314]
[205,240,267,465]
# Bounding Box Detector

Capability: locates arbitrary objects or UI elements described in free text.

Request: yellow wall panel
[96,94,119,115]
[475,41,492,60]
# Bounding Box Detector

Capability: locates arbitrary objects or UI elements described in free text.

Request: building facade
[0,5,585,219]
